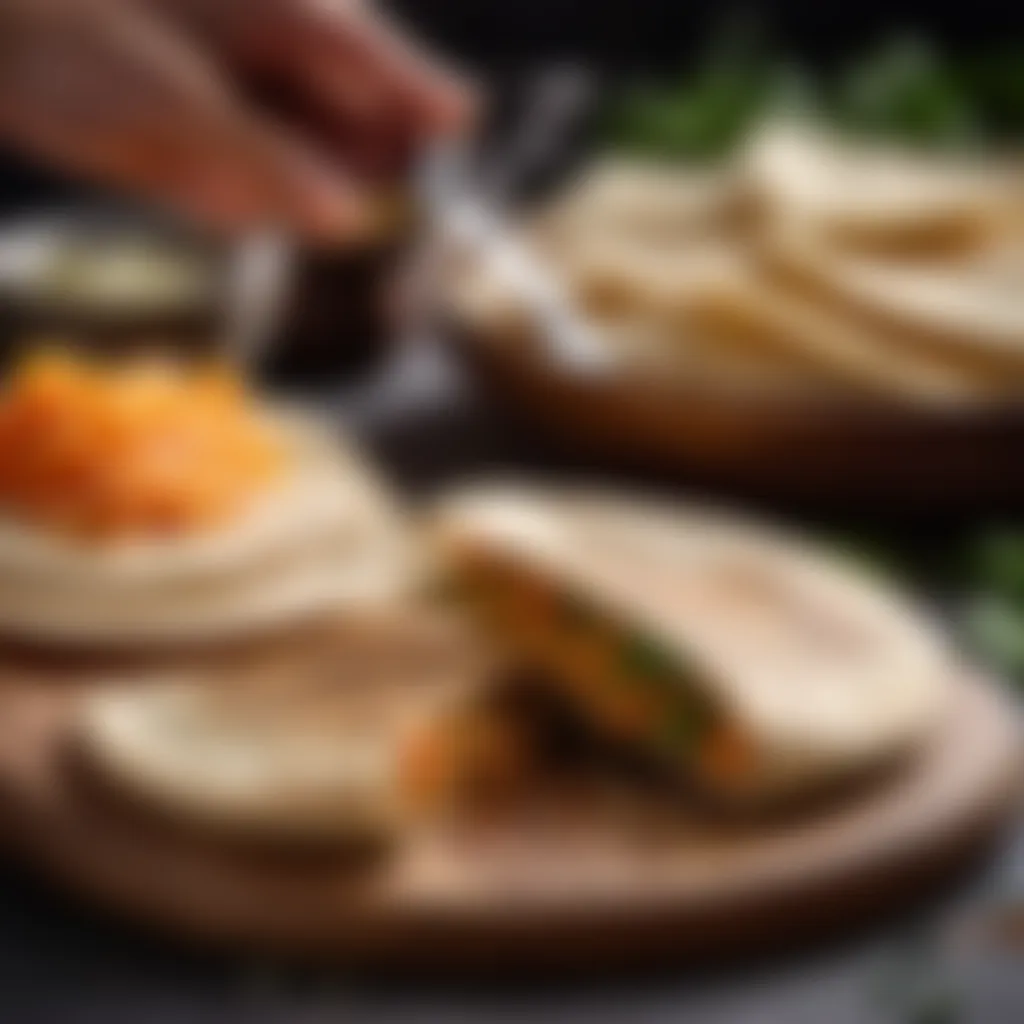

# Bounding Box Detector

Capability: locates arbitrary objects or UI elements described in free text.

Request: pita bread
[459,232,996,402]
[744,122,1022,253]
[433,484,951,804]
[454,129,1024,405]
[535,157,741,247]
[563,238,995,400]
[73,609,492,845]
[683,252,1005,402]
[764,227,1024,380]
[0,411,420,647]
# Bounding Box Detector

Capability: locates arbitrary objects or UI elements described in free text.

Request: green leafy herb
[661,709,705,752]
[558,591,598,631]
[618,631,677,682]
[961,46,1024,139]
[832,36,978,148]
[965,595,1024,683]
[603,29,1021,158]
[603,19,784,160]
[970,529,1024,603]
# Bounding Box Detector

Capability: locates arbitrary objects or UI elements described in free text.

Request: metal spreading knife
[412,68,614,375]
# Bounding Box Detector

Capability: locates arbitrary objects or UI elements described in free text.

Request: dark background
[391,0,1024,70]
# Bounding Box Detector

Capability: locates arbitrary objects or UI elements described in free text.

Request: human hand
[0,0,472,239]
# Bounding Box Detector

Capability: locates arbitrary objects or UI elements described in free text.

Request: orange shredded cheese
[0,349,285,538]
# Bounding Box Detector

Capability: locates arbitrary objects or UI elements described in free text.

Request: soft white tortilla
[73,609,490,843]
[77,681,405,843]
[434,484,951,802]
[0,533,412,644]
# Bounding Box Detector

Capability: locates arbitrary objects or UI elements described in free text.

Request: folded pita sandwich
[433,485,951,805]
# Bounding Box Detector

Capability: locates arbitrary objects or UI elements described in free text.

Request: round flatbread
[764,226,1024,380]
[455,231,996,403]
[0,410,420,647]
[73,609,492,845]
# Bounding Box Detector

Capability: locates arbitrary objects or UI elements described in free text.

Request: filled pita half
[72,608,496,846]
[432,484,952,805]
[0,411,420,648]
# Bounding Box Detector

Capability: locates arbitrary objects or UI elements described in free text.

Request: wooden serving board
[0,641,1017,972]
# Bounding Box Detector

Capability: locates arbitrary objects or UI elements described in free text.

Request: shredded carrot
[398,724,455,807]
[0,349,284,538]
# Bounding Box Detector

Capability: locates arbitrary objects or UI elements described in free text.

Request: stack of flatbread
[456,121,1024,405]
[0,410,418,648]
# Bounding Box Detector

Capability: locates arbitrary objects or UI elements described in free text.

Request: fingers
[155,0,476,178]
[0,0,476,239]
[234,119,369,238]
[283,0,474,138]
[293,4,474,177]
[134,119,365,239]
[0,1,363,239]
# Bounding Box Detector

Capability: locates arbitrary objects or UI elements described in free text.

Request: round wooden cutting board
[0,643,1017,972]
